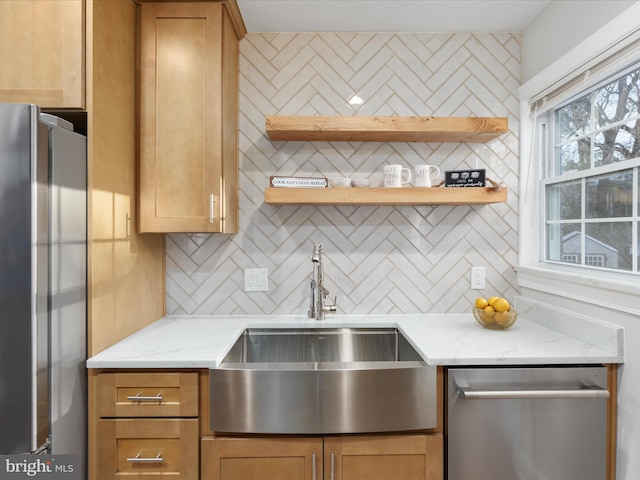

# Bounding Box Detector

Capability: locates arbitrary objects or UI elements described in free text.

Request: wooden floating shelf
[264,187,508,206]
[265,115,508,143]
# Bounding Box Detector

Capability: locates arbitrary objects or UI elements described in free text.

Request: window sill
[515,265,640,316]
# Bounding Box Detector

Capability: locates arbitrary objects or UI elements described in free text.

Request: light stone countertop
[86,298,624,368]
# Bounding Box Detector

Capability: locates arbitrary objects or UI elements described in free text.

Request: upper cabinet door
[0,0,84,108]
[139,2,239,234]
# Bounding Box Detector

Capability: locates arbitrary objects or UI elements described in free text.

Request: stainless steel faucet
[308,242,337,320]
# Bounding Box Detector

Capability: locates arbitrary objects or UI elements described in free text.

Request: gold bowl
[472,307,517,330]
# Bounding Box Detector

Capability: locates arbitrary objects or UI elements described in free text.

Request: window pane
[547,223,581,263]
[595,69,640,127]
[594,120,640,166]
[585,222,632,270]
[547,181,582,220]
[546,64,639,274]
[586,170,633,218]
[558,96,591,142]
[558,139,591,174]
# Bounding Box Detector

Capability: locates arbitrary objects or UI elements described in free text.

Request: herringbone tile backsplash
[166,32,520,316]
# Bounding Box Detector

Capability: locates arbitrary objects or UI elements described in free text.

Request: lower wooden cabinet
[201,434,443,480]
[326,435,443,480]
[92,371,200,479]
[98,418,199,479]
[201,436,320,480]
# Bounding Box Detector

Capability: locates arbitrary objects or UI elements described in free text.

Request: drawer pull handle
[126,393,164,402]
[127,453,164,463]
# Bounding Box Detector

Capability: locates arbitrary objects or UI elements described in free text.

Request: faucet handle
[325,295,337,312]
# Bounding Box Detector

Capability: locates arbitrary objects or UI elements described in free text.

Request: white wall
[520,2,640,478]
[521,0,636,83]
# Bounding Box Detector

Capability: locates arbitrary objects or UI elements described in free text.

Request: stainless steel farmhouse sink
[210,327,437,434]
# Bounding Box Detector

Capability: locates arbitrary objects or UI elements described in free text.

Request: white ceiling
[236,0,552,33]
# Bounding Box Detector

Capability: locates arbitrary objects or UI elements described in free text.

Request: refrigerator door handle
[456,385,610,399]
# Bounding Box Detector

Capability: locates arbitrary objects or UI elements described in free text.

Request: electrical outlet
[470,267,485,290]
[244,268,268,292]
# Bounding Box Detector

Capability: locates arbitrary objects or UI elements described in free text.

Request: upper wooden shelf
[265,115,508,142]
[264,187,507,206]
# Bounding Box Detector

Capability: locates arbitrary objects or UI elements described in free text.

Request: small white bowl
[351,178,370,188]
[329,177,351,188]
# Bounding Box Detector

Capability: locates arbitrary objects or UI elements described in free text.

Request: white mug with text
[383,164,412,188]
[412,164,440,187]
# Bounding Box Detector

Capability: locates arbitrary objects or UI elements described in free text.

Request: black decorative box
[444,169,486,187]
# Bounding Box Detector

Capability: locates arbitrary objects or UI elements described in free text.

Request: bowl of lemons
[473,296,517,330]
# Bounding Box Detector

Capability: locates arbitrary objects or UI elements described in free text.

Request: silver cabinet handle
[457,386,610,399]
[312,453,316,480]
[330,452,335,480]
[125,212,131,239]
[209,194,216,223]
[126,453,164,463]
[126,394,164,402]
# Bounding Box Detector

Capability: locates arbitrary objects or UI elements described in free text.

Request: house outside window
[542,64,640,274]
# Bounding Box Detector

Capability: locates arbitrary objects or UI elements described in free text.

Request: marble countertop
[86,298,624,368]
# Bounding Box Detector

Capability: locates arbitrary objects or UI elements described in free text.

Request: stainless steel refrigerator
[0,104,87,474]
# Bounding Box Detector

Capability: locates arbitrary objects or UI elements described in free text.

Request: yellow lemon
[487,296,499,306]
[475,297,489,309]
[483,305,496,317]
[493,297,510,313]
[494,311,511,326]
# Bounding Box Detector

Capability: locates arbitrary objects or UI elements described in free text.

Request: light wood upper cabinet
[139,2,240,233]
[0,0,84,108]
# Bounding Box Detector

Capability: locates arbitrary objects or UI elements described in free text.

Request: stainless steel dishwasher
[447,366,610,480]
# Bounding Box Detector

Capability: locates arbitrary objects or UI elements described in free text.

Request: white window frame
[540,71,640,274]
[517,9,640,316]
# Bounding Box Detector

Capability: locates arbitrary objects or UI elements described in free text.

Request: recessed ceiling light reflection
[348,95,364,106]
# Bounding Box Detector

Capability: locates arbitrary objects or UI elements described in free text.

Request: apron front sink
[210,327,437,434]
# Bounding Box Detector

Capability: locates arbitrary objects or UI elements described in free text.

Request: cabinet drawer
[98,419,198,479]
[97,372,198,417]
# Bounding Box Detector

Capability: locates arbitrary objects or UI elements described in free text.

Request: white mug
[412,164,440,187]
[383,164,412,188]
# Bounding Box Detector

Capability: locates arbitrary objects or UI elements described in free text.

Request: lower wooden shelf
[264,187,507,206]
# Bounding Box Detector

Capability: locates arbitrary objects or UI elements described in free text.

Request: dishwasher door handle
[457,386,610,399]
